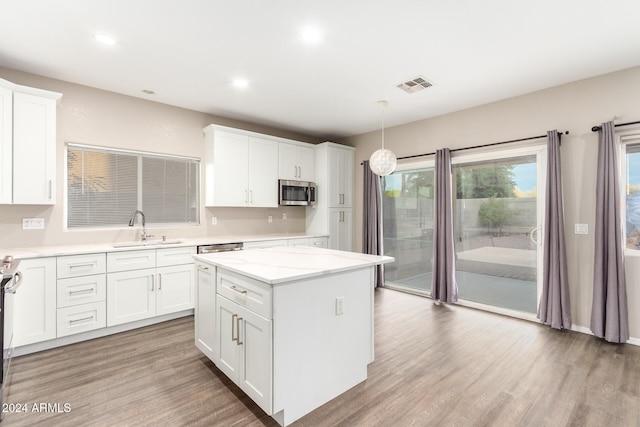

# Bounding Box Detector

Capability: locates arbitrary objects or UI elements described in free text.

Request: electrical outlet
[22,218,45,230]
[282,212,287,220]
[574,224,588,235]
[211,217,218,225]
[336,296,344,315]
[268,215,273,223]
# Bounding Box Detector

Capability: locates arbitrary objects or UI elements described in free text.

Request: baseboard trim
[13,310,194,357]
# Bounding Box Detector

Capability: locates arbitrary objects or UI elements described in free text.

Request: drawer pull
[69,263,95,270]
[69,315,94,325]
[196,265,209,271]
[69,288,95,296]
[230,285,247,295]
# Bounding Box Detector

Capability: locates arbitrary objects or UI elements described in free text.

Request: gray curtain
[431,149,458,303]
[537,130,571,329]
[362,160,384,287]
[591,121,629,343]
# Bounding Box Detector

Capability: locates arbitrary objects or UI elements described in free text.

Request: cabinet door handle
[69,288,95,296]
[232,314,238,342]
[250,190,253,204]
[196,264,209,272]
[158,273,162,290]
[151,275,155,291]
[245,190,249,204]
[69,315,94,325]
[294,165,298,177]
[230,285,247,295]
[48,179,53,199]
[237,316,243,346]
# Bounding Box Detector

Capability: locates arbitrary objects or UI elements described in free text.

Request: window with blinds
[67,145,199,228]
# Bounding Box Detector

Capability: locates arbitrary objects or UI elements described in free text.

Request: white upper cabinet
[204,125,278,207]
[328,146,354,208]
[278,142,315,182]
[0,85,12,204]
[306,142,356,251]
[0,78,61,205]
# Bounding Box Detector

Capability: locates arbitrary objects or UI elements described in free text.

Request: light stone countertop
[193,245,394,285]
[4,233,328,260]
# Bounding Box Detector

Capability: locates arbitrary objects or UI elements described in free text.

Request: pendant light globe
[369,100,397,176]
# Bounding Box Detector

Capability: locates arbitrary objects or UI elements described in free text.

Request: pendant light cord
[379,100,387,150]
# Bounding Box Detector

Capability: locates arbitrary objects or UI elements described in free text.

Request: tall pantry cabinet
[306,142,355,251]
[0,77,61,205]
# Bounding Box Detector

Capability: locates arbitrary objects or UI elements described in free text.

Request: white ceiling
[2,1,640,140]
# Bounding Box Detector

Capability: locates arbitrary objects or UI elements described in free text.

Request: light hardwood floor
[3,288,640,426]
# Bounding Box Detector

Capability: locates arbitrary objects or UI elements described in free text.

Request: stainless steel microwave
[279,180,317,206]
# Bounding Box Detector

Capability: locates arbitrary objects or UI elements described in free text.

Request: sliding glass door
[381,161,435,293]
[451,146,546,314]
[381,145,546,316]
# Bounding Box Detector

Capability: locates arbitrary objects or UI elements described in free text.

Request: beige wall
[0,67,320,249]
[341,66,640,341]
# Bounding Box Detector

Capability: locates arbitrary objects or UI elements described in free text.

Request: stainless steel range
[1,256,22,419]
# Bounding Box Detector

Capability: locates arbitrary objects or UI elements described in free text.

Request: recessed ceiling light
[300,26,323,44]
[232,78,249,89]
[94,33,117,45]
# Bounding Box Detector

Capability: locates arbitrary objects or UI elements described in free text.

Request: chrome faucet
[128,210,153,241]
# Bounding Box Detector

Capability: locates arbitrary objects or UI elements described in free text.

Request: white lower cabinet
[14,257,57,347]
[214,268,273,415]
[156,264,195,315]
[56,253,107,337]
[106,268,156,326]
[329,208,352,250]
[57,302,106,337]
[195,263,216,360]
[216,295,272,414]
[106,247,195,327]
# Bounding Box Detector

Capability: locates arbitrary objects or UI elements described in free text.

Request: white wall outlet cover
[282,212,287,220]
[336,296,344,315]
[211,217,218,225]
[22,218,45,230]
[574,224,588,234]
[268,215,273,223]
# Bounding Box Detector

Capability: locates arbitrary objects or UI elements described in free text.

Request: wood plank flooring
[3,288,640,426]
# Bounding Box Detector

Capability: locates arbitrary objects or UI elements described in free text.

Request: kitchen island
[193,245,393,426]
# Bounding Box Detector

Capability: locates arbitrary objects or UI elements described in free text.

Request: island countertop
[193,245,394,285]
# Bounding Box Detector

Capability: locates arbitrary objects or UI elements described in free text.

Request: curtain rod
[360,130,568,165]
[591,120,640,132]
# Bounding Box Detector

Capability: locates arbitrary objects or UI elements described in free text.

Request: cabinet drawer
[287,238,309,246]
[157,246,196,267]
[57,253,106,278]
[244,240,287,249]
[107,250,156,272]
[217,269,272,319]
[57,274,106,308]
[57,302,106,337]
[309,237,328,248]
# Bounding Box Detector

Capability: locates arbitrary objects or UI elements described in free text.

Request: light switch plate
[574,224,588,234]
[23,218,45,230]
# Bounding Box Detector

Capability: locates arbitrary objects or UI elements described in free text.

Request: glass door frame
[450,143,547,321]
[381,158,435,296]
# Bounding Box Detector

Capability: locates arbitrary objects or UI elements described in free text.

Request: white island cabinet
[193,246,393,426]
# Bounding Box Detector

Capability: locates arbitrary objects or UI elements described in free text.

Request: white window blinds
[67,145,199,228]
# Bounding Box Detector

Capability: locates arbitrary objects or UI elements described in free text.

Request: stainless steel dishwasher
[196,242,244,254]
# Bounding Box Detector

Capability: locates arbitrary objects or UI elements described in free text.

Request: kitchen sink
[112,239,184,248]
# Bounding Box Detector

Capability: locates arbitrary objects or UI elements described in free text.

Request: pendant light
[369,100,397,176]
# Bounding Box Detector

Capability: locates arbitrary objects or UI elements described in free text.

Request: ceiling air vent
[397,76,433,93]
